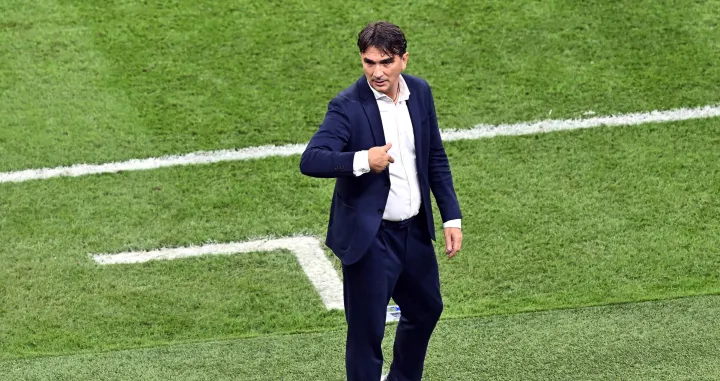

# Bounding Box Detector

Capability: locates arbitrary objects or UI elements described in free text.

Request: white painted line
[440,104,720,141]
[0,143,306,184]
[3,104,719,184]
[92,236,344,311]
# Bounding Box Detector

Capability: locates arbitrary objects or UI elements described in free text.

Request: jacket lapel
[357,76,386,147]
[405,76,424,167]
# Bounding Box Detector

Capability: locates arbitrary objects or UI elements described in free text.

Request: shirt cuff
[443,219,461,229]
[353,150,371,177]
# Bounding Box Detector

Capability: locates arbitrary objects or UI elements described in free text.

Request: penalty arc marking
[92,236,344,311]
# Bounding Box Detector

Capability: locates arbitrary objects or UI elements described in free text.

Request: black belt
[381,215,416,229]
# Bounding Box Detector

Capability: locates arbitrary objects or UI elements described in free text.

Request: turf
[3,0,720,377]
[1,119,718,359]
[1,0,719,171]
[2,295,719,380]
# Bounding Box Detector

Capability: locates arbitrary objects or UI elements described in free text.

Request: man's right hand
[368,143,394,173]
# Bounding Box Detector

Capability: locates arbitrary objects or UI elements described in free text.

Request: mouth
[373,79,387,87]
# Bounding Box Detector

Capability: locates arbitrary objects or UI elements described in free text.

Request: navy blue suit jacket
[299,74,461,265]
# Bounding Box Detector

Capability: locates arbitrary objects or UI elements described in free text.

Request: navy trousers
[342,214,444,381]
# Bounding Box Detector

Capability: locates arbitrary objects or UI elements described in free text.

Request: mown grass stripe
[1,104,719,184]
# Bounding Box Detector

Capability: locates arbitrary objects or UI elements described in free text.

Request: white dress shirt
[352,75,461,229]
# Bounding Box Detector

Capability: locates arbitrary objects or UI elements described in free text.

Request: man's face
[361,46,408,98]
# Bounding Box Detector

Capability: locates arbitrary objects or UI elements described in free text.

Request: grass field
[1,0,720,380]
[4,296,720,380]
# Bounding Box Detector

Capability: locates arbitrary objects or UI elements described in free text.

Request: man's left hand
[443,227,462,258]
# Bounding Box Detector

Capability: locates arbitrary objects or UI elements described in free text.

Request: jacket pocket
[331,196,355,251]
[336,192,355,209]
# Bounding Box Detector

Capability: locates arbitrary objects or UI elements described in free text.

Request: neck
[389,83,400,104]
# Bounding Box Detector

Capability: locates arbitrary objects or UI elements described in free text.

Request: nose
[373,66,383,79]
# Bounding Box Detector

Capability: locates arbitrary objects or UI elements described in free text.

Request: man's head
[357,21,408,100]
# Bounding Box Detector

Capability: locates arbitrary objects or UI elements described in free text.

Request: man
[299,21,463,381]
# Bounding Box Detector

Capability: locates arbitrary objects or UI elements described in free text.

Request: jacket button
[377,209,383,214]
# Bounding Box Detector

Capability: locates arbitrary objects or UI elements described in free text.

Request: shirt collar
[367,74,411,103]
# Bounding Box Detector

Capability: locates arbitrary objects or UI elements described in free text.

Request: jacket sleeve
[426,84,462,222]
[299,97,357,178]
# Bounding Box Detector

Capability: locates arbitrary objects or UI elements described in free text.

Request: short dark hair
[357,21,407,57]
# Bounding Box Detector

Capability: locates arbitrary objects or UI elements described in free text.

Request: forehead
[361,46,395,60]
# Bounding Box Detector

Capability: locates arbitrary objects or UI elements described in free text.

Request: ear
[401,52,409,70]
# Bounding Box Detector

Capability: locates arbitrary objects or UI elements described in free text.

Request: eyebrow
[364,57,395,65]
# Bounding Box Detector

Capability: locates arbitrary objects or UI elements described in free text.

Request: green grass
[3,0,720,378]
[0,248,343,360]
[3,295,720,380]
[1,119,718,360]
[1,0,719,171]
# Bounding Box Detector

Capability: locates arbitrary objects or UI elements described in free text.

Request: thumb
[382,142,392,151]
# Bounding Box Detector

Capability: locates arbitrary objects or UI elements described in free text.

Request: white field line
[92,236,344,311]
[0,143,307,184]
[2,104,719,184]
[440,104,720,141]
